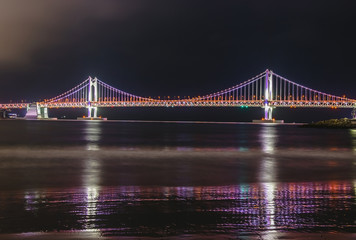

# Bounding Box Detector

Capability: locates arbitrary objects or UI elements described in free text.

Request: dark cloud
[0,0,139,66]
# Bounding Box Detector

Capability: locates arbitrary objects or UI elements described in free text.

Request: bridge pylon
[264,69,273,120]
[253,69,283,123]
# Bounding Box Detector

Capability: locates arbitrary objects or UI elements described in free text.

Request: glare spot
[84,122,102,150]
[260,126,277,154]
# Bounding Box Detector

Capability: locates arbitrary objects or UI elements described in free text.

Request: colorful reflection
[1,181,352,235]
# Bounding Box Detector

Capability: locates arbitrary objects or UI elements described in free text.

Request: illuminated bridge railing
[0,103,29,109]
[42,99,355,109]
[44,100,264,108]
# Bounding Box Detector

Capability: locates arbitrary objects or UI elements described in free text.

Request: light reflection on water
[24,191,44,212]
[84,121,101,151]
[0,121,355,236]
[83,122,101,234]
[259,125,277,231]
[259,125,277,183]
[8,181,354,235]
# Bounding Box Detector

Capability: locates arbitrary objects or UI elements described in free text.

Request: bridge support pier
[351,108,356,126]
[265,106,273,121]
[43,107,48,119]
[1,109,6,119]
[36,104,49,119]
[352,108,356,120]
[87,106,98,118]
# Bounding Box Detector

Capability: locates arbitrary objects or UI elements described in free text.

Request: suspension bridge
[1,69,355,121]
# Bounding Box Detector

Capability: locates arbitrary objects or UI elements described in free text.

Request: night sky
[1,0,355,121]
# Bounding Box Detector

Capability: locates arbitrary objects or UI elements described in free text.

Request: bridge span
[1,70,355,121]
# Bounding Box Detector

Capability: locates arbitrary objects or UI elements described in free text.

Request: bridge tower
[87,77,98,118]
[264,69,273,120]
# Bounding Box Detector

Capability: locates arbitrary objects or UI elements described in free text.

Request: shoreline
[302,118,356,129]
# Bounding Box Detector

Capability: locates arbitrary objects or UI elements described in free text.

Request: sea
[0,120,355,239]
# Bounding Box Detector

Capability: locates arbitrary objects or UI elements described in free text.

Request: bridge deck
[33,100,356,108]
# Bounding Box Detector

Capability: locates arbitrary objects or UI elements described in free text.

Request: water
[0,120,355,238]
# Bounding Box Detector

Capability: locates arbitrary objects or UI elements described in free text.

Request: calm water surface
[0,120,355,238]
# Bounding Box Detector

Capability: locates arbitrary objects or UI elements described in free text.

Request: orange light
[83,116,85,118]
